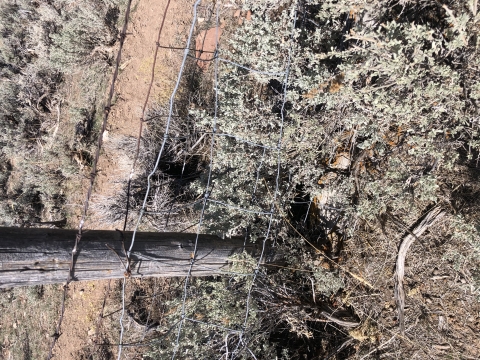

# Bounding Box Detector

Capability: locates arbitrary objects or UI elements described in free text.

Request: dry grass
[338,167,480,358]
[0,285,62,359]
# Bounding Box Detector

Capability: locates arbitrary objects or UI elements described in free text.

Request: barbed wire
[122,0,173,234]
[47,1,134,358]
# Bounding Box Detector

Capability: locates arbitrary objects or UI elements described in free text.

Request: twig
[105,243,128,271]
[395,206,445,335]
[262,178,374,289]
[359,334,396,360]
[47,100,62,150]
[319,310,360,327]
[189,133,207,152]
[309,276,316,303]
[326,338,355,360]
[471,0,478,16]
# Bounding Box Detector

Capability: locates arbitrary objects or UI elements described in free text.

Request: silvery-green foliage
[314,267,344,296]
[148,275,276,359]
[288,1,479,223]
[0,0,124,226]
[190,5,298,239]
[186,2,480,347]
[444,215,480,268]
[49,1,119,69]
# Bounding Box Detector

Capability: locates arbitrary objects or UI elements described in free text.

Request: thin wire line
[303,200,312,224]
[171,4,220,359]
[184,317,242,333]
[156,43,216,53]
[127,129,276,150]
[122,0,173,233]
[236,4,298,357]
[117,277,126,359]
[47,1,134,358]
[130,253,255,276]
[218,57,285,76]
[142,199,203,214]
[207,199,272,216]
[215,133,276,150]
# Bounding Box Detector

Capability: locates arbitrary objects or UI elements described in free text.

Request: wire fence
[36,1,480,359]
[46,0,355,358]
[47,0,134,357]
[120,0,299,357]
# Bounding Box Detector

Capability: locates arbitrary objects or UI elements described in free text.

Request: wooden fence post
[0,228,275,288]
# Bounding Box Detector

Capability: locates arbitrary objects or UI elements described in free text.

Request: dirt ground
[51,1,254,357]
[85,0,195,231]
[52,0,194,358]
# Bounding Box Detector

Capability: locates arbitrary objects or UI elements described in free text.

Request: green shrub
[49,2,119,69]
[0,0,125,227]
[179,0,480,356]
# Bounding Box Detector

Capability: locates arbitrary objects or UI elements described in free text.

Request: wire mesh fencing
[117,1,305,358]
[41,0,480,359]
[48,0,349,358]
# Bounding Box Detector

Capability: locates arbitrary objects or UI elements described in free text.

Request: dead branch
[319,310,360,328]
[395,206,445,335]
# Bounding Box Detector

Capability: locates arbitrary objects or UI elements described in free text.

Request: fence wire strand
[47,0,134,357]
[171,3,221,358]
[117,0,203,357]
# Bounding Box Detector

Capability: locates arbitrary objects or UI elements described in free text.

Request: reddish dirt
[52,1,250,357]
[86,0,195,231]
[52,0,194,358]
[195,26,223,70]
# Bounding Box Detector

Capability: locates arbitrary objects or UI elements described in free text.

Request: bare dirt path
[52,0,193,358]
[87,0,194,231]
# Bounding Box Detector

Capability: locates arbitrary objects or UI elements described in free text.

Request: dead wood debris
[395,206,445,335]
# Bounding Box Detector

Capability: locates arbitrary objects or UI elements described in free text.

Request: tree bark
[0,228,273,288]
